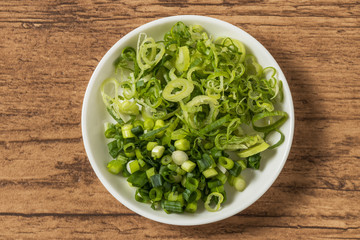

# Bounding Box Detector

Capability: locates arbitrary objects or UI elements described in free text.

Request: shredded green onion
[101,22,288,214]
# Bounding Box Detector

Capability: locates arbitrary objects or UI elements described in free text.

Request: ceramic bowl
[82,15,294,226]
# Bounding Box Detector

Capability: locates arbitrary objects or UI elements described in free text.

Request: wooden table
[1,1,359,239]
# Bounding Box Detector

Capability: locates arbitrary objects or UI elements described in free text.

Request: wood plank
[0,0,359,238]
[0,215,359,239]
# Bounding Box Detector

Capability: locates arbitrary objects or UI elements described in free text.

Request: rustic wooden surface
[1,0,359,239]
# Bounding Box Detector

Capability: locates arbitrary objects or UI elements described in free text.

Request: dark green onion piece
[163,200,183,213]
[210,148,223,160]
[216,171,228,184]
[150,174,163,188]
[199,114,231,135]
[131,125,144,136]
[127,171,148,187]
[185,177,199,191]
[247,153,261,169]
[196,153,215,172]
[211,185,225,193]
[265,129,285,149]
[252,111,288,133]
[149,188,163,202]
[140,125,169,140]
[107,140,122,158]
[207,179,222,189]
[104,123,117,138]
[228,161,242,177]
[182,189,197,203]
[135,189,150,203]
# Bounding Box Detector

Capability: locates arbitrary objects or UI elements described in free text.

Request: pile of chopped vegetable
[100,22,288,213]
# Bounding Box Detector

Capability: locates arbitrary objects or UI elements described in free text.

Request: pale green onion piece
[237,142,270,158]
[202,168,218,178]
[146,167,156,179]
[185,201,197,213]
[181,160,196,173]
[162,78,194,102]
[184,95,219,129]
[233,176,246,191]
[204,192,224,212]
[118,100,139,115]
[175,46,190,72]
[144,118,155,130]
[121,124,135,138]
[151,146,165,159]
[146,142,158,151]
[172,150,188,165]
[126,160,140,174]
[174,139,190,151]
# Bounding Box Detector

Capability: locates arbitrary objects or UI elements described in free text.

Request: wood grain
[1,0,359,239]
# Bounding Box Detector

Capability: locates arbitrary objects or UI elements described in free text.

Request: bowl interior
[82,15,294,226]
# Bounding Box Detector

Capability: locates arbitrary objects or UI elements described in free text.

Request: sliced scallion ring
[162,78,194,102]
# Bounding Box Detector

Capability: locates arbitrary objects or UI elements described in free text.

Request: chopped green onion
[238,159,247,170]
[154,119,166,138]
[174,139,191,151]
[104,123,117,138]
[233,176,246,191]
[175,46,190,72]
[172,150,188,165]
[122,124,135,138]
[185,177,199,191]
[204,192,224,212]
[151,145,165,159]
[216,171,228,184]
[144,118,155,130]
[185,201,197,213]
[146,167,156,179]
[202,168,218,178]
[131,125,144,136]
[140,125,169,140]
[107,160,123,174]
[127,171,148,187]
[126,160,140,174]
[119,100,139,115]
[135,148,143,159]
[161,155,172,165]
[181,160,196,173]
[146,142,158,151]
[237,141,269,158]
[207,179,222,189]
[150,174,163,188]
[228,161,242,177]
[149,188,163,201]
[135,189,150,203]
[252,111,288,133]
[247,153,261,169]
[211,185,224,193]
[162,78,194,102]
[163,200,183,213]
[218,156,234,170]
[182,189,197,203]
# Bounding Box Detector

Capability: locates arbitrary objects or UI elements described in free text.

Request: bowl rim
[81,15,295,226]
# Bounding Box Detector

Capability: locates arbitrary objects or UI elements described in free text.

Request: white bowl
[82,15,294,226]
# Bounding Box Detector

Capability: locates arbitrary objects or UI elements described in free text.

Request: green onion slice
[162,78,194,102]
[252,111,288,133]
[204,192,224,212]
